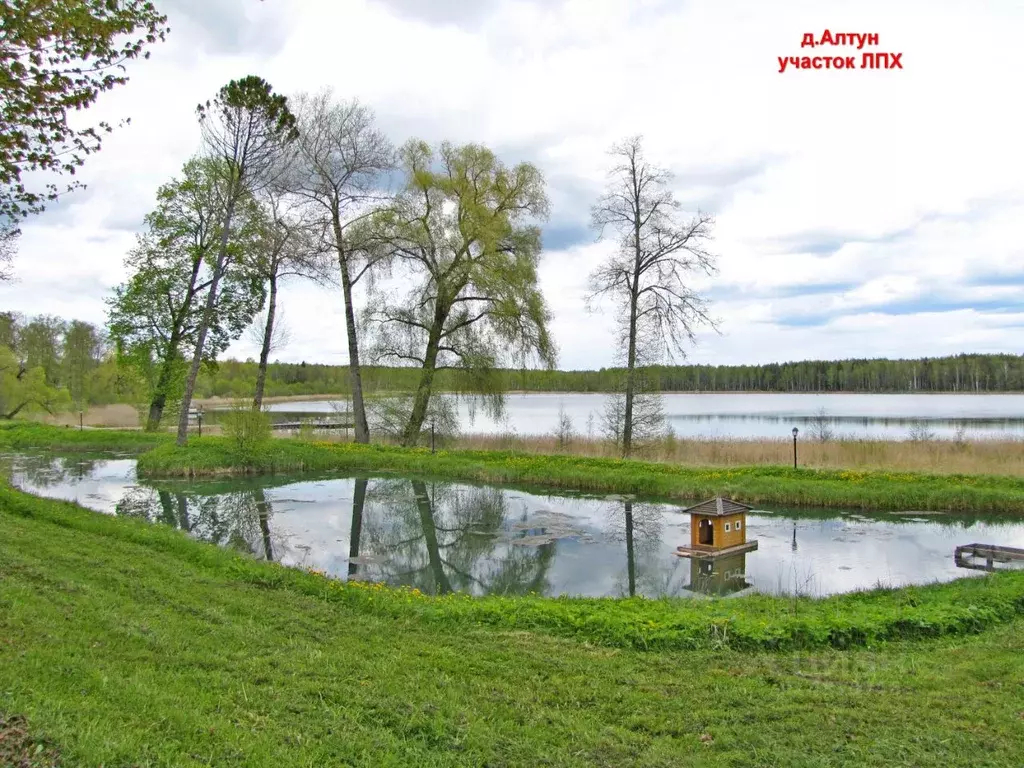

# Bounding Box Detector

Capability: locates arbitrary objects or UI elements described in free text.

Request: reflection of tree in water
[114,485,285,562]
[603,500,687,597]
[354,479,555,596]
[1,453,102,489]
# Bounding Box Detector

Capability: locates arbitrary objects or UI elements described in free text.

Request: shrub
[220,406,271,465]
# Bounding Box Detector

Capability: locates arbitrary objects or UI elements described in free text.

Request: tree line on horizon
[4,304,1021,424]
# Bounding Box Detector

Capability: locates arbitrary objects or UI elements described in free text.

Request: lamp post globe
[791,427,799,469]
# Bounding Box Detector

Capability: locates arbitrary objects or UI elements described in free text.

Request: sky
[3,0,1023,371]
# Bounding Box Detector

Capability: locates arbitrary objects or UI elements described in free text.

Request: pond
[5,451,1024,598]
[241,392,1024,441]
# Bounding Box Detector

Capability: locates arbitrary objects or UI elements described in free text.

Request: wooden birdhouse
[675,496,758,559]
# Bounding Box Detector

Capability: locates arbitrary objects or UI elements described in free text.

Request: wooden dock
[674,541,759,559]
[270,421,354,430]
[954,543,1024,572]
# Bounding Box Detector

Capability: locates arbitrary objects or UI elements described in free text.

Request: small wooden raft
[675,540,759,559]
[954,543,1024,572]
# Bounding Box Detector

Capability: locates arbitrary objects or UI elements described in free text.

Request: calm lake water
[6,451,1023,598]
[254,393,1024,441]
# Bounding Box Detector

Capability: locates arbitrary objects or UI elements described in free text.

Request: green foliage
[0,0,168,226]
[366,140,555,442]
[106,157,267,426]
[61,320,102,407]
[219,407,272,466]
[0,346,69,419]
[16,315,65,386]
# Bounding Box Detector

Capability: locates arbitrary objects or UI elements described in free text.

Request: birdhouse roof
[683,496,752,517]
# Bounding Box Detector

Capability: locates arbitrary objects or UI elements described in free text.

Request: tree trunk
[254,488,273,562]
[157,490,177,526]
[347,478,367,578]
[334,223,370,444]
[339,255,369,443]
[175,493,191,531]
[176,198,236,446]
[145,344,179,432]
[413,480,452,594]
[622,192,643,458]
[624,501,636,598]
[402,316,444,447]
[253,274,277,410]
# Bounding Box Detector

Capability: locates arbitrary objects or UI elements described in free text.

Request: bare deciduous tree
[588,136,719,457]
[286,89,394,444]
[249,188,318,410]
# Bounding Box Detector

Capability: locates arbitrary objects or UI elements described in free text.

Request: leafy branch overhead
[0,0,169,225]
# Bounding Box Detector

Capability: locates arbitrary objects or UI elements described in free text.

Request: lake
[250,392,1024,441]
[6,451,1023,598]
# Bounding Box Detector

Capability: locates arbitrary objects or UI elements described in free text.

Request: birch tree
[175,76,298,445]
[286,90,394,443]
[588,136,718,457]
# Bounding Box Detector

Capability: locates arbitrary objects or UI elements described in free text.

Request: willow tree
[366,140,556,446]
[286,90,394,442]
[588,136,718,457]
[176,76,298,445]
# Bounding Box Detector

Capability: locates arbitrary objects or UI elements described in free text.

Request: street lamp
[792,426,799,469]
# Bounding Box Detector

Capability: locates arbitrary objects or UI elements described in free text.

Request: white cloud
[3,0,1023,371]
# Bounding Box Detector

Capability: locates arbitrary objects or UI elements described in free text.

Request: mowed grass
[2,489,1024,767]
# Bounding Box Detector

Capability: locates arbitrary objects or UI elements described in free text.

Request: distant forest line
[202,354,1024,399]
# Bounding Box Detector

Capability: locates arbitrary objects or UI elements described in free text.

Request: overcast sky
[3,0,1022,370]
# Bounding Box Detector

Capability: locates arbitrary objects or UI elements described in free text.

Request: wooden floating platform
[954,543,1024,572]
[674,540,759,559]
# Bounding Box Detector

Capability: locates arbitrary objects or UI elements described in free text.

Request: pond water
[246,393,1024,441]
[6,451,1024,599]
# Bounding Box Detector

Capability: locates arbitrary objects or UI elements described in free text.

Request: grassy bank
[3,487,1024,765]
[0,421,171,452]
[455,432,1024,477]
[7,421,1024,513]
[136,434,1024,513]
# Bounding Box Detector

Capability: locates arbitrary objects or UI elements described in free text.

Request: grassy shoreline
[3,486,1024,765]
[137,437,1024,513]
[5,422,1024,512]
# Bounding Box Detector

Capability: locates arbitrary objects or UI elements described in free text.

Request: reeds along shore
[358,432,1024,478]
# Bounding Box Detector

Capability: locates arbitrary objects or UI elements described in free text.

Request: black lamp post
[197,407,204,438]
[792,426,799,469]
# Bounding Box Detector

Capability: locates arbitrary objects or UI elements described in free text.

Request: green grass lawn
[3,486,1024,766]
